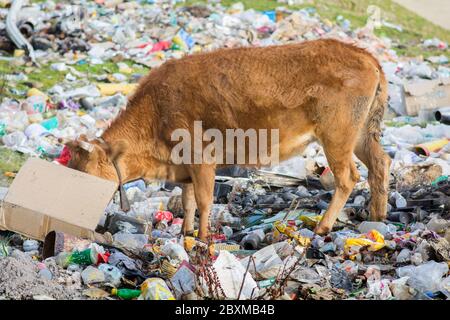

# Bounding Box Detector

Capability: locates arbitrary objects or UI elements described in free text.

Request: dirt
[0,250,82,300]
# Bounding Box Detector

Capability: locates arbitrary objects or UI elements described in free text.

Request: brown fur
[67,39,390,240]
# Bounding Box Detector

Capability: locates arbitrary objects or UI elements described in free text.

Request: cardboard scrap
[404,79,450,116]
[0,158,118,241]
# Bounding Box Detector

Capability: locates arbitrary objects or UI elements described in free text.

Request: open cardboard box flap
[0,158,118,241]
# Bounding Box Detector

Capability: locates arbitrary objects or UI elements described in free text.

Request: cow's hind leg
[315,142,360,235]
[181,183,196,236]
[354,134,391,221]
[314,99,366,235]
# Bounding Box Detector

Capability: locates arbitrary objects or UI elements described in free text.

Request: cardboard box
[404,80,450,116]
[0,158,118,241]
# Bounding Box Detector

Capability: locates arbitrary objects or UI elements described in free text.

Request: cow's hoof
[182,230,195,237]
[198,232,209,242]
[314,224,331,236]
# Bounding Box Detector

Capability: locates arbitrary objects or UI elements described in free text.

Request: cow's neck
[100,94,170,182]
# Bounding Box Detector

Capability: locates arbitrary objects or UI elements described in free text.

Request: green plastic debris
[0,123,6,137]
[431,175,448,186]
[258,278,276,288]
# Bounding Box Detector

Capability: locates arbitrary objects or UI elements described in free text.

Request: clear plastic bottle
[358,221,388,235]
[391,191,407,208]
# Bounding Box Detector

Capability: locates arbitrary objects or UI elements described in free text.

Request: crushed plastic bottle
[358,221,389,236]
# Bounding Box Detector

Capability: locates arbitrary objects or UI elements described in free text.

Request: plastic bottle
[56,244,105,268]
[111,288,141,300]
[357,221,388,236]
[140,278,175,300]
[391,191,407,208]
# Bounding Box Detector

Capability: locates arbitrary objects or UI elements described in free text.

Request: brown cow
[67,39,391,241]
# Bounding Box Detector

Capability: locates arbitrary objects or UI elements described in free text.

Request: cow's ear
[108,139,128,162]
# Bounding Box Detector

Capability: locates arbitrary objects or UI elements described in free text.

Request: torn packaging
[0,158,118,241]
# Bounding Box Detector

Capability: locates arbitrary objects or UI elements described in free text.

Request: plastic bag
[212,250,259,299]
[140,278,175,300]
[396,261,449,293]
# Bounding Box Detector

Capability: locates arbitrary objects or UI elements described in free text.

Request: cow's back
[130,39,382,157]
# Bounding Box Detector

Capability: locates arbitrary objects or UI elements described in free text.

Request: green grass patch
[0,147,28,173]
[0,58,149,100]
[0,147,28,187]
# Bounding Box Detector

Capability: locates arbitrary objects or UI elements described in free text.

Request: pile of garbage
[1,166,449,300]
[0,0,449,300]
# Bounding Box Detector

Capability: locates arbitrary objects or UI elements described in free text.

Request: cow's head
[66,134,128,183]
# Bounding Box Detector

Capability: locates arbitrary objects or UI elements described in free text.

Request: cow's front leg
[188,164,216,241]
[181,183,196,236]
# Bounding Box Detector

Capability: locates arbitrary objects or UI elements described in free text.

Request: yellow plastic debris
[184,236,196,252]
[414,139,449,156]
[118,64,133,74]
[172,35,186,49]
[97,83,138,96]
[344,229,385,252]
[27,88,48,101]
[300,214,323,228]
[13,49,25,57]
[273,221,311,247]
[193,45,202,53]
[154,51,165,60]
